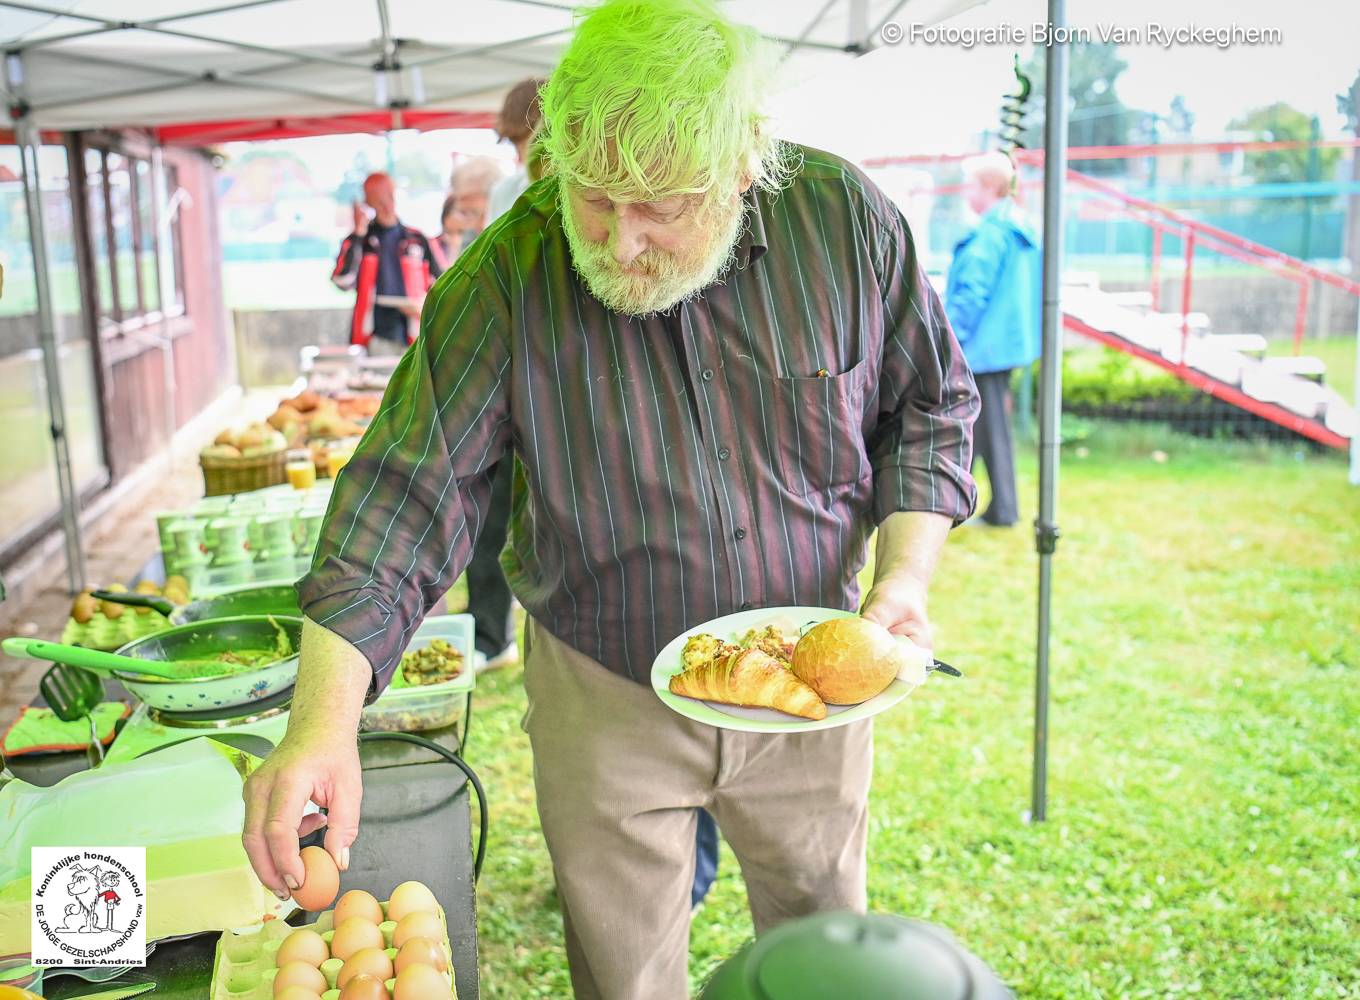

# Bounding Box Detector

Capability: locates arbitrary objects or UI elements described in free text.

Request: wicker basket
[200,448,288,497]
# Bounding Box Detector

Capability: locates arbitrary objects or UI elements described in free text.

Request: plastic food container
[361,614,476,733]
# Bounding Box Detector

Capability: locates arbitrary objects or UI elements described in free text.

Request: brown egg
[392,964,451,1000]
[385,881,438,922]
[392,912,443,949]
[273,961,327,996]
[290,846,339,912]
[330,917,384,961]
[393,937,447,975]
[274,985,323,1000]
[338,975,389,1000]
[334,889,384,927]
[276,927,329,968]
[338,947,394,988]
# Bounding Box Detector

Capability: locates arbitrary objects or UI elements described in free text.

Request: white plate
[650,606,923,733]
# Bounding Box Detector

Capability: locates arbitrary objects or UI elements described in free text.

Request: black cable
[357,731,487,883]
[457,691,473,757]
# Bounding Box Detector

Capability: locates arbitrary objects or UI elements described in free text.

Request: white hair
[450,156,507,195]
[961,151,1016,195]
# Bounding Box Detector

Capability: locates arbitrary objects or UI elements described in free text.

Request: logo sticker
[30,847,146,967]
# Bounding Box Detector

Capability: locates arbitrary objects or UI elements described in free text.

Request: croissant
[669,648,828,720]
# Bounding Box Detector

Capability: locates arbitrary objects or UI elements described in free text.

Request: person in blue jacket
[945,152,1040,527]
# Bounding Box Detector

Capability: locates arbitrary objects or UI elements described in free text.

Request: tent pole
[1031,0,1069,823]
[7,53,88,594]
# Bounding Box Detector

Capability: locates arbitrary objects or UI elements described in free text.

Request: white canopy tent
[2,0,1070,819]
[2,0,980,136]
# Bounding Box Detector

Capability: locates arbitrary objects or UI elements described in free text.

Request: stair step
[1261,356,1327,383]
[1148,311,1211,331]
[1062,270,1102,291]
[1203,334,1269,358]
[1105,291,1154,309]
[1241,364,1329,418]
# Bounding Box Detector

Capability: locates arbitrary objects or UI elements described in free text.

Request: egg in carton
[210,884,456,1000]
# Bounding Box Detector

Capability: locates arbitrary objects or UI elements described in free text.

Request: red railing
[1059,168,1360,356]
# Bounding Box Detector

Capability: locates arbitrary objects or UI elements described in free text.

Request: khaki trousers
[520,618,873,1000]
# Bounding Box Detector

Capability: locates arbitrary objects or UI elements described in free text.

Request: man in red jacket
[331,172,443,354]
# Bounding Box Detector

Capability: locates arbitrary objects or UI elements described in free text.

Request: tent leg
[1350,297,1359,485]
[10,59,88,594]
[1031,0,1069,823]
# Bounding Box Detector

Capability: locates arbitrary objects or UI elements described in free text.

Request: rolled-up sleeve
[297,258,512,699]
[864,201,980,527]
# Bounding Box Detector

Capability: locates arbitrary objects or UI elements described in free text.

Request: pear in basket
[791,617,924,705]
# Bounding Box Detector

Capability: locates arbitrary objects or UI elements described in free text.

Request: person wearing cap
[243,3,978,998]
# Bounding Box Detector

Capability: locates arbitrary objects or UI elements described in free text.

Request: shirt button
[718,447,731,461]
[701,368,714,381]
[734,527,747,540]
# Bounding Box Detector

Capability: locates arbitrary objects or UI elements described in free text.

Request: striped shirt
[299,144,979,694]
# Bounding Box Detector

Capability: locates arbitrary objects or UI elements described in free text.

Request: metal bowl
[113,615,303,713]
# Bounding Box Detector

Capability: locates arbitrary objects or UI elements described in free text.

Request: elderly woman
[242,2,978,997]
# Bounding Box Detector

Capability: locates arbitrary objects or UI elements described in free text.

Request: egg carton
[209,898,456,1000]
[60,609,175,651]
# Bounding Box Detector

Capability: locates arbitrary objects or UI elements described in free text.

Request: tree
[1228,103,1341,213]
[1020,42,1136,176]
[1338,69,1360,269]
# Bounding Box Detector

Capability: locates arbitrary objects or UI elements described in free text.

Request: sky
[224,0,1360,194]
[922,0,1358,137]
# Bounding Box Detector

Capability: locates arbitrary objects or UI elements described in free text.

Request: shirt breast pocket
[764,358,871,496]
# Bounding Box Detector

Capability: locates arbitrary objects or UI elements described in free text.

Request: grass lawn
[1296,335,1357,405]
[450,422,1360,999]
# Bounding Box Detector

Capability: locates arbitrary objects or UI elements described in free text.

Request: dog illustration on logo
[60,864,104,933]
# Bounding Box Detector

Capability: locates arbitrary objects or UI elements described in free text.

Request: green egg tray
[60,609,174,651]
[210,897,456,1000]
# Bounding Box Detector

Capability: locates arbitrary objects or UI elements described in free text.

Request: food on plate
[736,623,798,664]
[392,963,453,1000]
[330,916,384,961]
[291,845,340,912]
[273,960,327,995]
[394,937,448,974]
[392,910,443,948]
[791,617,912,704]
[337,947,393,988]
[334,888,385,926]
[276,926,329,967]
[399,640,464,686]
[386,880,440,922]
[681,632,739,671]
[338,976,389,1000]
[669,647,827,721]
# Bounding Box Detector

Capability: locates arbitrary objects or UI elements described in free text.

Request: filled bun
[791,617,908,704]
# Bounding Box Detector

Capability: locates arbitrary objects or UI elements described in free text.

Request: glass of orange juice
[286,449,317,490]
[326,449,354,479]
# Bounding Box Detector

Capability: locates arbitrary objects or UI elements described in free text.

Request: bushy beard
[559,189,747,318]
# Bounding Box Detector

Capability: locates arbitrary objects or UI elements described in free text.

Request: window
[83,144,185,332]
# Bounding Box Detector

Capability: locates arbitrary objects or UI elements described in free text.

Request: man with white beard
[242,1,980,997]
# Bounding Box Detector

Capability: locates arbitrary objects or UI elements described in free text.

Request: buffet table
[8,695,480,1000]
